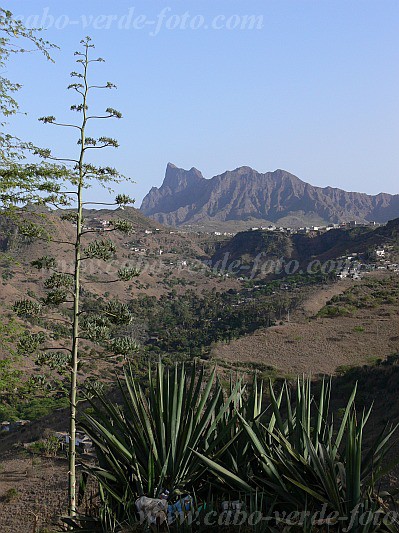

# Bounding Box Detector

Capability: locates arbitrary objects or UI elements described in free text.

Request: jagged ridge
[141,163,399,227]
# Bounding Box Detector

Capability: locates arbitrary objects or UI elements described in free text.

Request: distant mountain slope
[211,217,399,272]
[0,205,226,304]
[141,164,399,228]
[0,206,159,254]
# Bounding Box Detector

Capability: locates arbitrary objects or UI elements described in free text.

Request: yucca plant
[79,369,399,532]
[198,374,268,496]
[80,362,250,526]
[199,378,399,532]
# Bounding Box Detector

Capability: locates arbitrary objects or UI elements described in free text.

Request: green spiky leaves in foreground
[81,368,399,532]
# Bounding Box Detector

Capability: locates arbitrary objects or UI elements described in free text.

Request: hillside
[212,274,399,376]
[141,163,399,229]
[1,208,397,421]
[210,217,399,275]
[1,273,399,532]
[0,206,238,304]
[0,206,241,414]
[1,208,399,532]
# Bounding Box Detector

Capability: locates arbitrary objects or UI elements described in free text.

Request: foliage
[0,359,22,404]
[1,488,19,503]
[80,363,252,523]
[117,267,140,281]
[0,393,69,423]
[28,435,61,457]
[13,299,42,318]
[110,219,134,235]
[0,7,56,162]
[200,378,399,532]
[317,304,353,318]
[3,37,138,517]
[0,318,69,422]
[84,240,117,261]
[318,276,399,318]
[109,337,139,356]
[128,288,300,356]
[80,366,399,532]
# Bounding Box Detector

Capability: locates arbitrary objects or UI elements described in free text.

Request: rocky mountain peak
[140,164,399,229]
[163,162,204,192]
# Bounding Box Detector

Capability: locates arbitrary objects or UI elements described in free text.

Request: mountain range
[141,164,399,229]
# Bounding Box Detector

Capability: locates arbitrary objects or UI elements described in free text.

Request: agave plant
[198,378,399,532]
[80,361,251,525]
[200,374,266,494]
[80,368,399,532]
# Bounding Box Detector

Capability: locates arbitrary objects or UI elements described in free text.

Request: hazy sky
[4,0,399,205]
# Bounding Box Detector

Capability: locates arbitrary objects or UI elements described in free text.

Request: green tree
[0,8,65,213]
[0,319,24,419]
[0,7,55,162]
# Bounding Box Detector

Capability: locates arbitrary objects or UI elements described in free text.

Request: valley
[1,5,398,530]
[0,204,398,532]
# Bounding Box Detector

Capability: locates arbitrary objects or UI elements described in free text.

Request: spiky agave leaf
[80,361,247,526]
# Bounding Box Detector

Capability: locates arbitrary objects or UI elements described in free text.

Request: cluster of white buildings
[248,220,381,236]
[336,256,362,280]
[336,245,399,280]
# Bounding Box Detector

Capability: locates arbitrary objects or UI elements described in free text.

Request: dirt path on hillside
[292,279,352,322]
[301,280,351,316]
[212,276,399,376]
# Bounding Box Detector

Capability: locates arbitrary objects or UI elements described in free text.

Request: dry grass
[0,453,68,532]
[212,274,399,376]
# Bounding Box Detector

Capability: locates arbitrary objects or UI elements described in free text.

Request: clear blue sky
[4,0,399,205]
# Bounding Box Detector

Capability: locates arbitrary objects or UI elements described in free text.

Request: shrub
[81,362,249,521]
[77,368,399,532]
[27,436,60,457]
[2,488,19,502]
[202,379,399,532]
[318,304,353,317]
[353,325,365,332]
